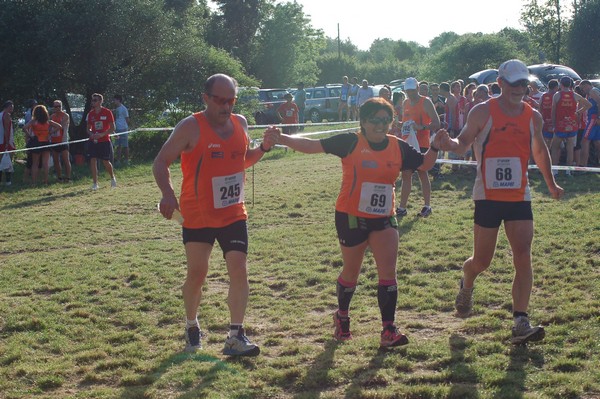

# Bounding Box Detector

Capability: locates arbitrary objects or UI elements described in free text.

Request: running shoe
[111,178,117,188]
[455,278,474,317]
[380,324,409,347]
[91,183,99,191]
[418,206,432,217]
[511,317,545,345]
[396,207,408,217]
[222,328,260,356]
[184,325,204,353]
[333,311,352,341]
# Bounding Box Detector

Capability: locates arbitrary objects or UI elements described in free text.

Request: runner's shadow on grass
[117,351,240,399]
[447,334,480,399]
[292,340,340,399]
[0,189,88,210]
[492,344,545,399]
[343,345,400,398]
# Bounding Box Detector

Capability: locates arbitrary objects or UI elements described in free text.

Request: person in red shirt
[154,74,273,356]
[435,59,563,345]
[87,93,117,190]
[277,93,299,134]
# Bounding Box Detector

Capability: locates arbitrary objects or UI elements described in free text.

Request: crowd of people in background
[0,94,131,188]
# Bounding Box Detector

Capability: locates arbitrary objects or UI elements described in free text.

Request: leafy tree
[568,0,600,75]
[321,37,359,57]
[252,1,325,87]
[520,0,570,63]
[421,34,523,82]
[208,0,270,66]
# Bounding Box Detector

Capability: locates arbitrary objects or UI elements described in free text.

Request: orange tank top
[473,98,533,202]
[402,96,432,148]
[31,122,50,142]
[50,112,65,143]
[335,134,403,218]
[179,112,249,228]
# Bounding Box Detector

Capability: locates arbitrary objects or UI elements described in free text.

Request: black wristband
[259,143,271,152]
[430,145,440,153]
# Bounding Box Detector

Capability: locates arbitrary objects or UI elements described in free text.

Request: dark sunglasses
[207,93,237,106]
[507,79,530,88]
[367,116,392,125]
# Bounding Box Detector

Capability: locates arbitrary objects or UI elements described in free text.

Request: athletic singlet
[402,96,432,148]
[555,91,577,133]
[539,92,554,132]
[587,88,599,119]
[473,98,533,202]
[335,133,403,218]
[31,122,51,142]
[179,112,249,228]
[50,112,66,143]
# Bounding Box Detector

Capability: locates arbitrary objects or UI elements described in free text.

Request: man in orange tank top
[153,74,273,356]
[436,59,563,345]
[397,77,440,218]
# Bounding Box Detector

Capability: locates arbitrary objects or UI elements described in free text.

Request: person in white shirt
[113,94,131,166]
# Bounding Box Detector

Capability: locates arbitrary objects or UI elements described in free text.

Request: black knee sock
[377,280,398,324]
[336,278,356,313]
[513,311,528,319]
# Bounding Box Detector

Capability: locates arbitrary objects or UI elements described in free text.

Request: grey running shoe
[511,317,545,345]
[455,278,474,317]
[223,328,260,356]
[418,206,432,217]
[396,207,408,217]
[184,325,204,352]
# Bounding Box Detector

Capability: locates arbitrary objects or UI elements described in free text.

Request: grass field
[0,142,599,399]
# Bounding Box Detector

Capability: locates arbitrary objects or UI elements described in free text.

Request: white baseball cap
[404,77,418,90]
[498,59,531,84]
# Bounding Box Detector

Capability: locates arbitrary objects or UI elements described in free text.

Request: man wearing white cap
[397,77,440,218]
[435,59,563,345]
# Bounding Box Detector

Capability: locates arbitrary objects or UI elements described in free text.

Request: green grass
[0,148,599,399]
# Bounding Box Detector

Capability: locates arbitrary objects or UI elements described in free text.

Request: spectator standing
[113,94,131,166]
[22,105,61,185]
[440,82,459,171]
[338,76,351,121]
[87,93,117,190]
[277,93,299,134]
[356,80,373,108]
[23,99,37,182]
[154,73,271,356]
[0,101,15,186]
[348,77,360,121]
[265,98,441,347]
[550,76,591,176]
[473,84,491,106]
[397,77,441,218]
[528,81,543,102]
[578,80,600,167]
[49,100,71,182]
[294,82,307,130]
[538,79,559,149]
[436,59,563,345]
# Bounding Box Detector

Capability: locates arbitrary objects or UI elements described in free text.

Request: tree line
[1,0,598,138]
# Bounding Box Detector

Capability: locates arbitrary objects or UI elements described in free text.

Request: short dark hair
[2,100,13,110]
[113,94,123,102]
[560,76,573,88]
[548,79,559,90]
[439,82,450,93]
[359,98,394,134]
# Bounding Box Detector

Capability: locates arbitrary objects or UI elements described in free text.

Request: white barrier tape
[251,120,359,130]
[1,129,136,155]
[434,158,600,172]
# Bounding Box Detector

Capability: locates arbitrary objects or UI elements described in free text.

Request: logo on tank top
[208,143,221,149]
[211,151,224,158]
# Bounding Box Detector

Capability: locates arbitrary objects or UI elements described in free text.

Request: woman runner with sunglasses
[264,97,440,347]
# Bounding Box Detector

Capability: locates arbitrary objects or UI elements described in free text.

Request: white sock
[186,319,199,328]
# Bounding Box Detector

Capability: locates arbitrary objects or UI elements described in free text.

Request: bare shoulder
[171,114,200,151]
[469,101,490,123]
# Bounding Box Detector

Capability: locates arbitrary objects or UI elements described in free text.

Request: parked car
[589,79,600,89]
[303,84,342,123]
[469,64,582,89]
[253,88,290,124]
